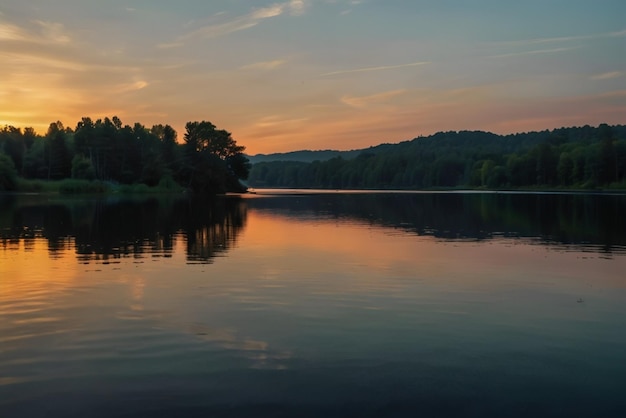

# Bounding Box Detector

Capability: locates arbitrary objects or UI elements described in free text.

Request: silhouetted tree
[46,121,71,179]
[0,126,25,174]
[0,152,18,190]
[180,121,249,193]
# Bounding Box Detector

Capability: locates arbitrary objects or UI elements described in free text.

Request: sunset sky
[1,1,625,154]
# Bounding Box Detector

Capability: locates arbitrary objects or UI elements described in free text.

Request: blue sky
[1,0,624,153]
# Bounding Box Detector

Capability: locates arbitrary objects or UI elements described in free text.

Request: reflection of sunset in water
[1,237,78,301]
[1,194,626,417]
[240,210,626,292]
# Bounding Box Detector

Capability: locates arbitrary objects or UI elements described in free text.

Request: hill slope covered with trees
[247,124,626,190]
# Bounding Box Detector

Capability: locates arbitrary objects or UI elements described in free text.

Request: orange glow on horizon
[3,88,624,155]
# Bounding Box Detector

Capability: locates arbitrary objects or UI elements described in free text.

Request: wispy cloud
[34,21,71,44]
[496,28,626,47]
[321,61,430,77]
[0,20,72,45]
[254,114,309,128]
[597,89,626,98]
[0,19,72,44]
[591,71,625,80]
[0,22,26,41]
[1,50,140,73]
[251,4,284,20]
[173,1,309,44]
[339,0,362,16]
[488,28,625,61]
[341,89,406,108]
[2,51,88,71]
[490,46,579,59]
[116,79,149,93]
[240,59,286,70]
[288,0,309,16]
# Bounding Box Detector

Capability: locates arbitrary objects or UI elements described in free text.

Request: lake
[1,190,625,417]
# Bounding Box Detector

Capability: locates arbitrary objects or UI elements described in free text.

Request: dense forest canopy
[0,117,250,194]
[247,124,626,190]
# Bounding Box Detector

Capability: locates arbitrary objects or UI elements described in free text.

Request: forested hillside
[248,124,626,190]
[0,117,250,194]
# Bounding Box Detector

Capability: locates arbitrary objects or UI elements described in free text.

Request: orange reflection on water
[239,210,626,292]
[0,237,78,300]
[241,211,438,269]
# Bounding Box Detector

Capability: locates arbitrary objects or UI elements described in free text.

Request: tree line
[247,124,626,190]
[0,117,250,193]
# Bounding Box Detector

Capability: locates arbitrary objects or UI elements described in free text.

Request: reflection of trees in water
[2,192,625,258]
[72,198,181,260]
[183,197,247,263]
[247,192,626,253]
[0,195,247,263]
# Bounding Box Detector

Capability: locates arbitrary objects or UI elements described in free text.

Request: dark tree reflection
[181,196,247,263]
[2,191,625,259]
[0,194,247,263]
[246,192,626,255]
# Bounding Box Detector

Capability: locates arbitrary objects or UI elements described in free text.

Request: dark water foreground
[1,191,625,417]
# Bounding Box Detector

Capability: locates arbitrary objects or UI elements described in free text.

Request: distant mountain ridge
[247,149,361,164]
[248,126,626,165]
[247,141,428,164]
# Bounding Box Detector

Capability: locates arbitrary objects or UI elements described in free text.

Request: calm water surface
[1,191,625,417]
